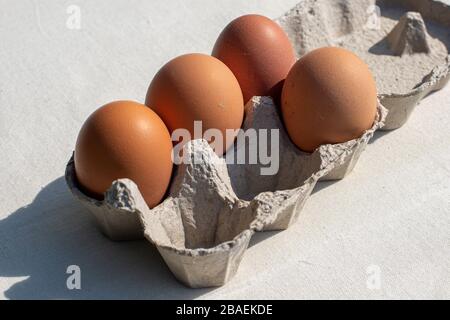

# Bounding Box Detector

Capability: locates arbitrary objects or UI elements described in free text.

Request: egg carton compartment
[65,97,386,287]
[277,0,450,130]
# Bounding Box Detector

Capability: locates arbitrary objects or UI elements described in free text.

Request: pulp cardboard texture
[66,97,387,287]
[277,0,450,129]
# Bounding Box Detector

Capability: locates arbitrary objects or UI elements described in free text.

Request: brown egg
[212,14,296,104]
[74,101,173,208]
[145,53,244,155]
[281,47,378,152]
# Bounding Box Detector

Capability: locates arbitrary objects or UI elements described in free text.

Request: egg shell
[74,100,173,208]
[281,47,378,153]
[145,53,244,155]
[212,14,296,104]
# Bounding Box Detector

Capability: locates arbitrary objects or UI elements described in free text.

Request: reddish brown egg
[145,53,244,155]
[74,101,173,208]
[212,14,296,104]
[281,47,378,152]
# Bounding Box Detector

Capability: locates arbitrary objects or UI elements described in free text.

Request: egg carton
[277,0,450,130]
[64,0,450,288]
[65,97,387,288]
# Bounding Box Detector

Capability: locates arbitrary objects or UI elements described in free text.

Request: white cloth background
[0,0,449,299]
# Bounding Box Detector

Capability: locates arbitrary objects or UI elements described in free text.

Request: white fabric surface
[0,0,448,299]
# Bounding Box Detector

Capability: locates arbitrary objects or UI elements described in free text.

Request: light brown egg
[145,53,244,155]
[212,14,296,105]
[74,101,173,208]
[281,47,378,152]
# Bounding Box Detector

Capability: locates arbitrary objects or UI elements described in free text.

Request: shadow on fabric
[0,177,213,299]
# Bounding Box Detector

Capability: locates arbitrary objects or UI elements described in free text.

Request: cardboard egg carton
[65,0,449,288]
[277,0,450,130]
[65,97,387,288]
